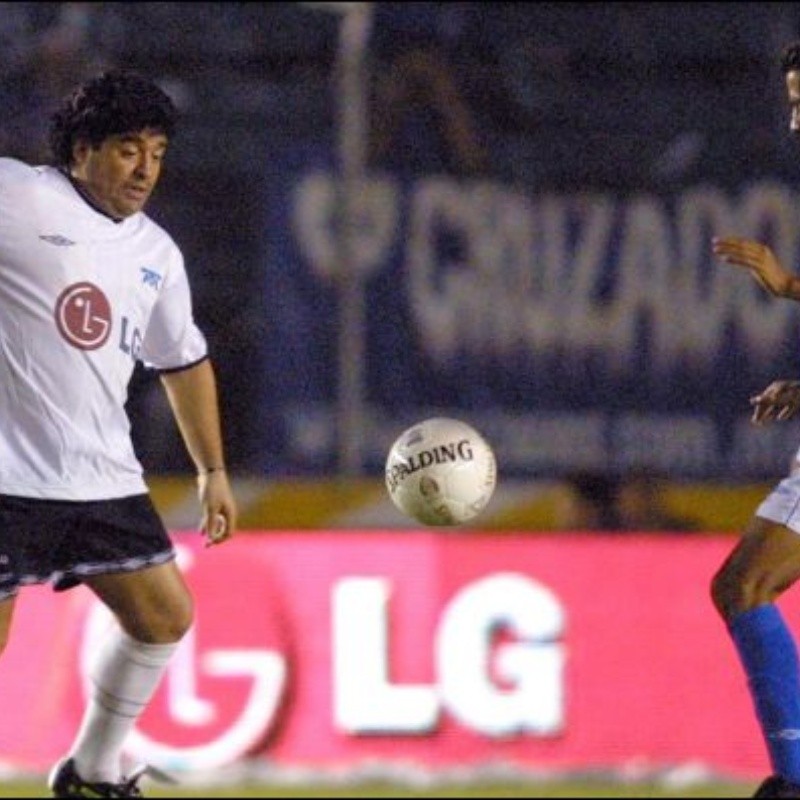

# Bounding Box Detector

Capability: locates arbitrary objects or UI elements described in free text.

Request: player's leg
[712,516,800,792]
[86,557,193,643]
[0,596,17,657]
[63,561,193,785]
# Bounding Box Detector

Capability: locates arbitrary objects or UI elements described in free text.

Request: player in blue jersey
[0,70,238,797]
[712,40,800,800]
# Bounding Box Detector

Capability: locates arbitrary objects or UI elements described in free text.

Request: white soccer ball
[385,417,497,526]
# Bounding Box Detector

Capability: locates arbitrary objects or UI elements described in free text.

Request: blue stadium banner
[261,144,800,480]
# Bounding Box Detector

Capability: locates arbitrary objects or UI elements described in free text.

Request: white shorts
[757,470,800,534]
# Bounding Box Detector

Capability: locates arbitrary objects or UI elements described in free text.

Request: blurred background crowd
[3,1,800,531]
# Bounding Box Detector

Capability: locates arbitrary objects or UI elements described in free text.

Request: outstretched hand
[712,236,792,297]
[750,380,800,425]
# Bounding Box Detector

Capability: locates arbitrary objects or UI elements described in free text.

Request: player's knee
[711,565,777,621]
[156,599,194,643]
[125,596,194,644]
[160,603,194,643]
[710,568,737,620]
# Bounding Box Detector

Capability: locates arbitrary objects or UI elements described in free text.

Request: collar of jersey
[59,168,125,224]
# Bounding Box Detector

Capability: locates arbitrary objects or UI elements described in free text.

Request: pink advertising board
[0,531,786,779]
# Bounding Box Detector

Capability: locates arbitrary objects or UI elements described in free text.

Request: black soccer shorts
[0,493,176,601]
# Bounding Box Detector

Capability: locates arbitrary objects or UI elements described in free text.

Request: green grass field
[0,778,755,798]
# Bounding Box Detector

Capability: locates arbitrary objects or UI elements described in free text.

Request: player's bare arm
[750,380,800,425]
[160,359,238,545]
[712,236,800,299]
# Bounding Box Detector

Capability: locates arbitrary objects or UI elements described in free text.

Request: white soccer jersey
[0,158,208,500]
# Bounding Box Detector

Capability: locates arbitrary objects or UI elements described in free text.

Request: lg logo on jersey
[118,316,142,360]
[54,282,141,358]
[55,282,111,350]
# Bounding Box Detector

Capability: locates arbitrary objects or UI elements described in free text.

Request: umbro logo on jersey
[39,234,76,246]
[140,267,162,289]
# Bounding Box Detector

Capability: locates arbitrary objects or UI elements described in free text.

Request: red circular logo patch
[54,282,112,350]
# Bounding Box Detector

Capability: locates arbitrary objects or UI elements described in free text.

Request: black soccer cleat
[753,775,800,798]
[49,757,149,798]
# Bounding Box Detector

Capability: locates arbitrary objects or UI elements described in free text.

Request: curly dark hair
[48,70,177,167]
[781,41,800,74]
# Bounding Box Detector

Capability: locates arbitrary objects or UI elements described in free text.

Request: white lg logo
[332,572,566,736]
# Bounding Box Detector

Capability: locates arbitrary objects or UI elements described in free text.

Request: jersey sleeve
[0,157,30,188]
[139,249,208,371]
[0,158,33,207]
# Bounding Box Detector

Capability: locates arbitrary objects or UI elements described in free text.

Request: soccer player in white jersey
[712,41,800,800]
[0,70,238,797]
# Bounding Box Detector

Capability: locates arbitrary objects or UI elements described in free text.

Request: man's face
[70,129,168,219]
[786,70,800,136]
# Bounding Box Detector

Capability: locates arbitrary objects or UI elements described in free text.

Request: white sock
[69,626,179,783]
